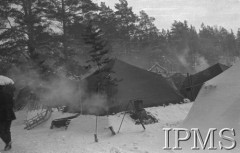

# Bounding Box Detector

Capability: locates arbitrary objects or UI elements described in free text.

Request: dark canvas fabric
[180,63,229,101]
[85,59,183,114]
[169,73,186,91]
[0,85,16,121]
[0,120,12,144]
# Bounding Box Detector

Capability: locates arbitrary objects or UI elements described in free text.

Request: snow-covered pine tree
[84,21,118,101]
[84,21,110,69]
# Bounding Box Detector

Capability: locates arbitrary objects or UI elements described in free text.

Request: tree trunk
[61,0,68,60]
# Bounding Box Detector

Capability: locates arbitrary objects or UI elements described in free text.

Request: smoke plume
[177,47,190,69]
[194,55,209,72]
[7,65,108,115]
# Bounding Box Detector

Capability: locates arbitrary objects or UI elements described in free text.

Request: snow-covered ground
[0,103,192,153]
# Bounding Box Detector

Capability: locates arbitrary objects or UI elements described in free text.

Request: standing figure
[0,76,16,151]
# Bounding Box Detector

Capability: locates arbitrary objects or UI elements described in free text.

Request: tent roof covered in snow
[84,59,183,114]
[180,63,229,101]
[182,61,240,143]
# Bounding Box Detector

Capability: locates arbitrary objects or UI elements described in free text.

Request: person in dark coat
[0,84,16,151]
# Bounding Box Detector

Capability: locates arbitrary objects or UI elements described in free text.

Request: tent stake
[94,115,98,142]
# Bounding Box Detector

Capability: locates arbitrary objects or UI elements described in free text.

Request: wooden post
[94,116,98,142]
[117,101,131,133]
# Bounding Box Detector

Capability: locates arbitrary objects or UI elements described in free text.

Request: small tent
[84,59,183,114]
[180,63,229,101]
[181,61,240,151]
[148,62,169,77]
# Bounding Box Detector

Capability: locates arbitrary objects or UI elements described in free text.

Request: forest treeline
[1,0,240,77]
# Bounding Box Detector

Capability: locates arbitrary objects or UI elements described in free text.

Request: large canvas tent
[168,73,186,91]
[181,61,240,152]
[180,63,229,101]
[85,59,183,114]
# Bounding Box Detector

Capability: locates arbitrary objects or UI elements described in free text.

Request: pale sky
[96,0,240,33]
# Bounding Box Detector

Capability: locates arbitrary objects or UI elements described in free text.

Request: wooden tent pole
[117,101,132,133]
